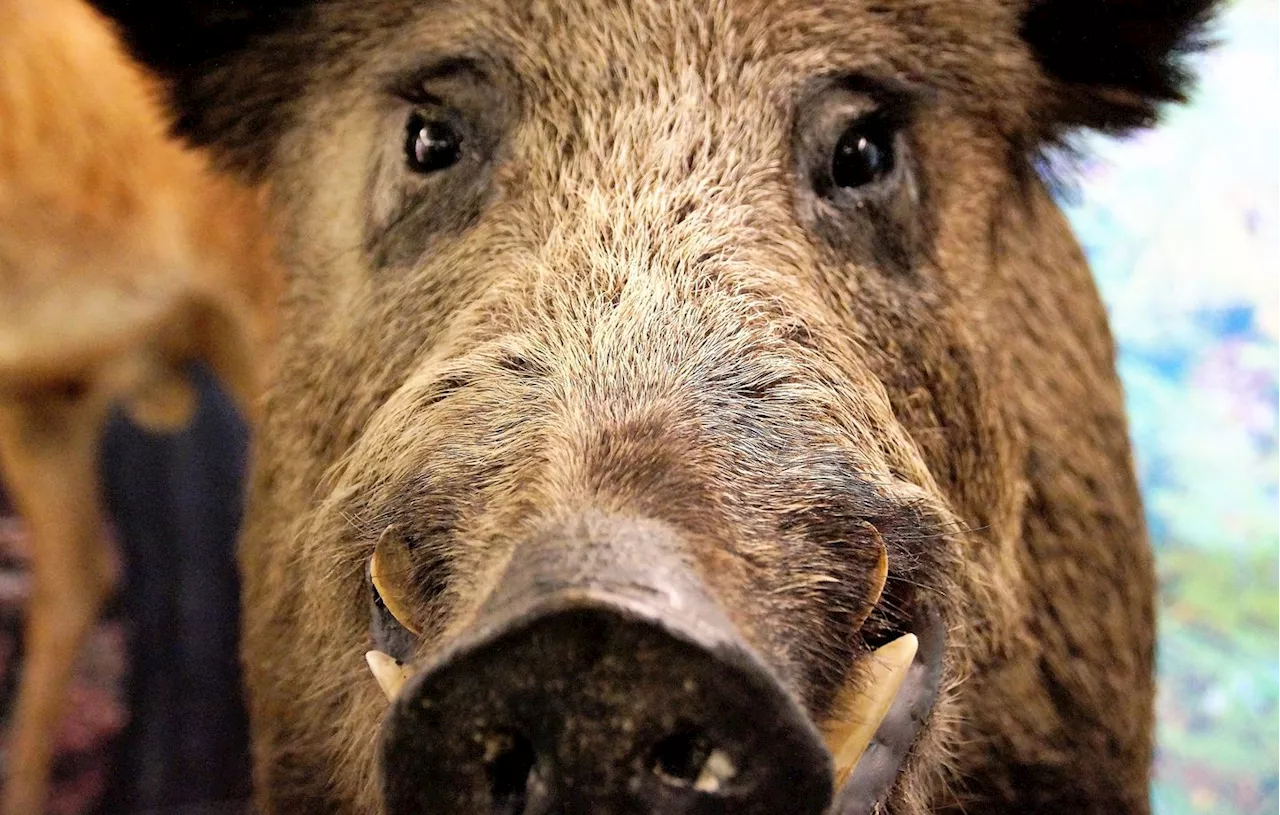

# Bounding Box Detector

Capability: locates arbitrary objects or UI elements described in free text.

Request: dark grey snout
[379,517,834,815]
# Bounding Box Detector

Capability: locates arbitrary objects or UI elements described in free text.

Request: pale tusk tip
[366,650,411,701]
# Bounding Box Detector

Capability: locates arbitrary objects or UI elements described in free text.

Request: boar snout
[378,515,834,815]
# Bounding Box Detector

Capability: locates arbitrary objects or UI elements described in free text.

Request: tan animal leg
[0,1,279,810]
[0,387,114,815]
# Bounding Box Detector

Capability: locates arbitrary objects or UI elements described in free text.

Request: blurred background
[1060,0,1278,810]
[1,0,1276,813]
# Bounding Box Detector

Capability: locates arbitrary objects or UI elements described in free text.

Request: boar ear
[86,0,311,174]
[1020,0,1220,136]
[86,1,275,78]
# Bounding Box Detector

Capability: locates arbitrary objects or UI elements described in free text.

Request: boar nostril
[649,725,737,794]
[485,729,537,815]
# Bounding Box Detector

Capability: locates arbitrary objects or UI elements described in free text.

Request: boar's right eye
[791,78,931,275]
[832,117,896,190]
[405,111,462,174]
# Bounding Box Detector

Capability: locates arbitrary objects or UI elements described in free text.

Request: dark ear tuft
[87,1,305,80]
[1021,0,1221,136]
[86,1,314,174]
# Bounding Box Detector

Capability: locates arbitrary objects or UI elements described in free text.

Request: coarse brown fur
[0,1,279,811]
[49,0,1220,812]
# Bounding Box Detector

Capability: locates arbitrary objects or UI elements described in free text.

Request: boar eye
[405,111,462,174]
[832,118,896,189]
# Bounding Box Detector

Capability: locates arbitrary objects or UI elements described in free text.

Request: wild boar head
[95,0,1215,812]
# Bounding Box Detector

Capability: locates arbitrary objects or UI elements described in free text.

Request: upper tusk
[824,633,919,790]
[851,528,888,632]
[370,526,422,636]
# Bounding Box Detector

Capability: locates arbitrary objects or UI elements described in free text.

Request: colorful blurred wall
[1061,0,1279,811]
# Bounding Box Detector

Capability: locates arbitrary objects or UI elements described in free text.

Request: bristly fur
[76,1,1217,813]
[1021,0,1222,136]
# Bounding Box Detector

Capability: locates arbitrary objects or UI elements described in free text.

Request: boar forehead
[271,0,1041,252]
[273,0,1039,184]
[297,0,1035,102]
[263,0,1041,322]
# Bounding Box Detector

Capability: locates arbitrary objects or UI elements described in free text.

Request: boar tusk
[851,533,889,632]
[370,526,423,636]
[366,650,413,701]
[825,633,919,790]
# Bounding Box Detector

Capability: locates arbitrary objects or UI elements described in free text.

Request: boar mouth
[364,542,944,815]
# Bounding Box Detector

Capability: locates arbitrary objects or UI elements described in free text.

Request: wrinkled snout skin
[112,0,1202,811]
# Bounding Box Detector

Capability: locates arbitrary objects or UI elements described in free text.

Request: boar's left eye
[405,111,462,174]
[832,118,896,190]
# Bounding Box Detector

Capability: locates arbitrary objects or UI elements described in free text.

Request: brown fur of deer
[0,1,278,811]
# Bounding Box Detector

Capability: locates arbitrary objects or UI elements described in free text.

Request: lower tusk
[366,650,413,701]
[824,633,919,789]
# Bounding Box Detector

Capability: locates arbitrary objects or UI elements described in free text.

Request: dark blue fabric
[97,366,251,814]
